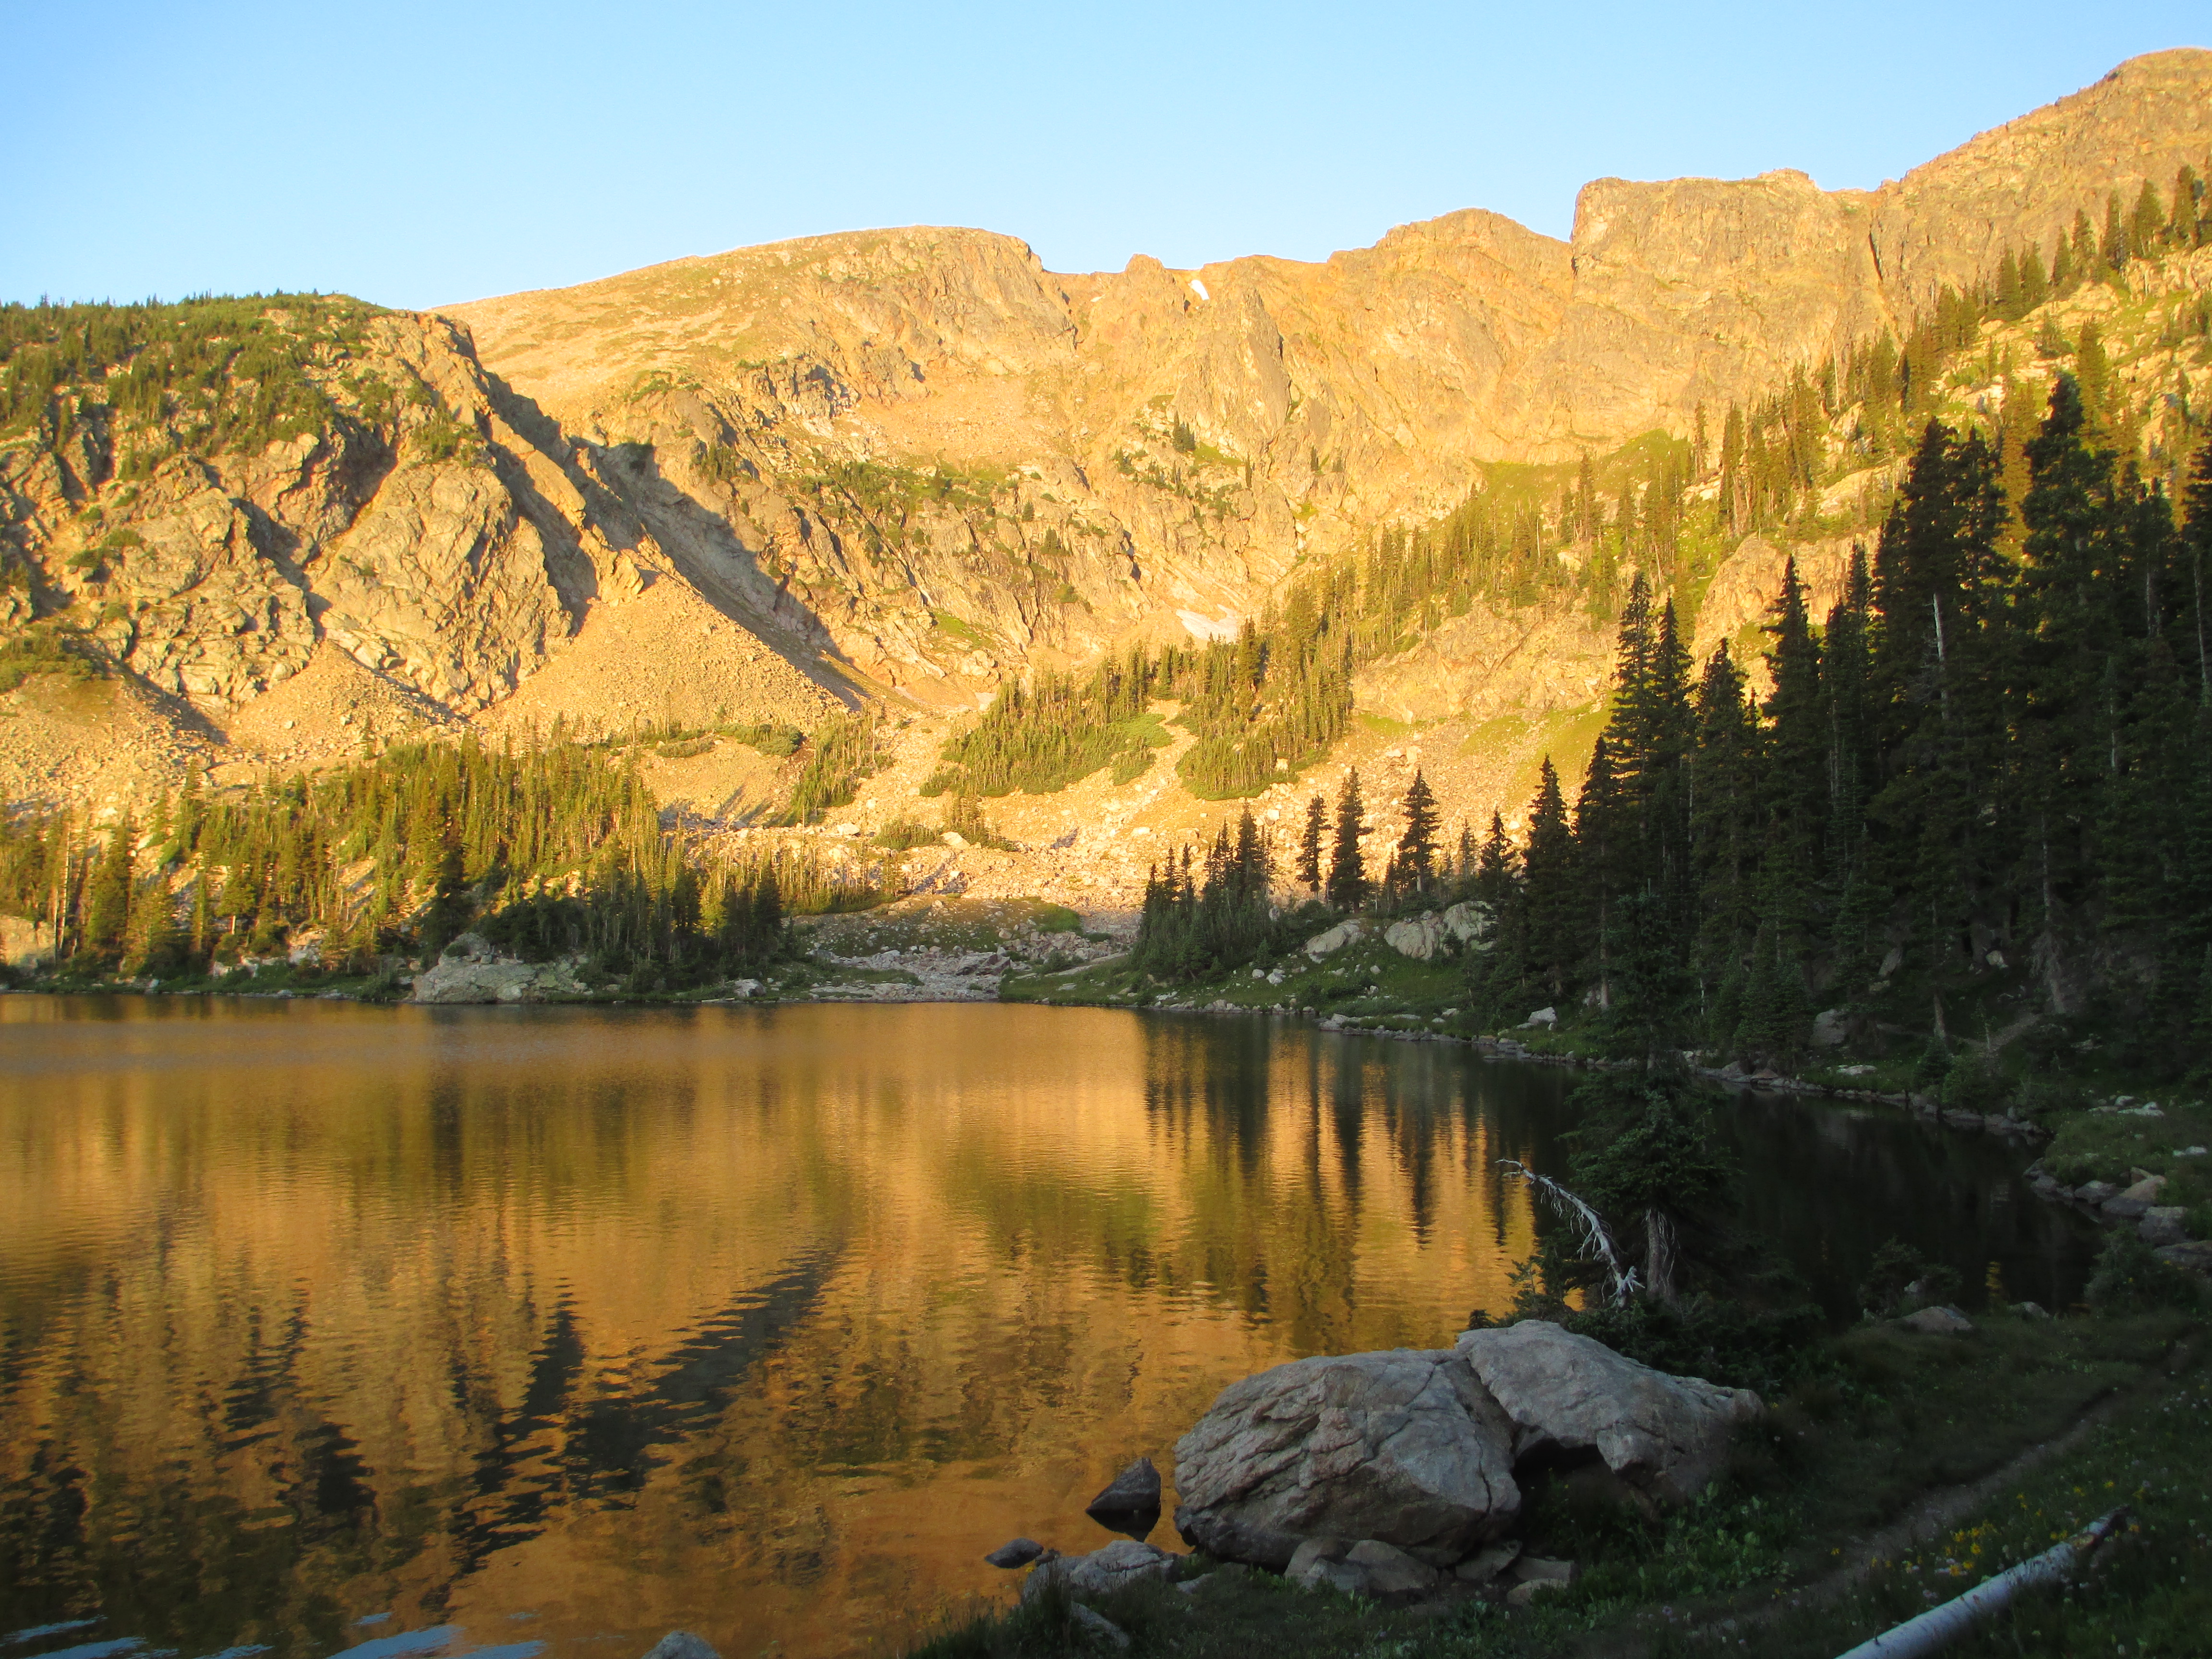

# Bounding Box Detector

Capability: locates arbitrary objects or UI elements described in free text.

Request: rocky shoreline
[967,1320,1763,1643]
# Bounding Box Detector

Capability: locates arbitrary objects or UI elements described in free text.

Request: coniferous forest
[1130,387,2212,1093]
[1470,386,2212,1083]
[0,734,882,992]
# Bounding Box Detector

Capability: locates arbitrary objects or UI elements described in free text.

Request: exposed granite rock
[1455,1321,1762,1505]
[1172,1348,1519,1568]
[1384,914,1445,960]
[1021,1539,1179,1603]
[409,932,586,1004]
[1303,920,1367,960]
[1896,1305,1977,1336]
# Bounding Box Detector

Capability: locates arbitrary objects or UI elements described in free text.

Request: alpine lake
[0,996,2097,1659]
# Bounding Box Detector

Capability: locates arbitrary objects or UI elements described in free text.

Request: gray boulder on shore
[1171,1347,1521,1568]
[1021,1538,1179,1603]
[1173,1322,1764,1572]
[409,932,584,1004]
[1455,1321,1765,1506]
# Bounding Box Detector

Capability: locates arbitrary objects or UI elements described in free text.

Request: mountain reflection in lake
[0,998,2091,1659]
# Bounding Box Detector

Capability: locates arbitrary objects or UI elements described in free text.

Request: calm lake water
[0,997,2093,1659]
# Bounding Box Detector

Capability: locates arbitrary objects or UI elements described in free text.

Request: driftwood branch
[1498,1160,1639,1307]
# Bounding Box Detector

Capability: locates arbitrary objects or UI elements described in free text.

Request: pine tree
[1325,769,1368,912]
[1396,770,1440,893]
[2017,375,2123,955]
[1296,794,1324,891]
[1522,758,1577,1004]
[2129,180,2165,262]
[82,819,135,964]
[1760,556,1826,936]
[418,839,473,962]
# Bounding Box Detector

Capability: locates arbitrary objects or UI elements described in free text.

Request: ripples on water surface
[0,996,2092,1658]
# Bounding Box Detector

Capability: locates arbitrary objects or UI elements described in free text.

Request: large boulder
[1171,1348,1519,1568]
[1454,1322,1761,1504]
[1440,900,1493,950]
[2141,1207,2191,1248]
[410,932,586,1004]
[2104,1175,2167,1219]
[1384,914,1445,960]
[1303,920,1366,960]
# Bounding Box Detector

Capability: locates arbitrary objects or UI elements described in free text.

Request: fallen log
[1833,1507,2128,1659]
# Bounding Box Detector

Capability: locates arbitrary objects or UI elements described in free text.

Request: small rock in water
[1084,1456,1163,1537]
[985,1537,1046,1569]
[639,1635,720,1659]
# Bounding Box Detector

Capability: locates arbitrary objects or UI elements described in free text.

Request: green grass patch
[0,626,107,694]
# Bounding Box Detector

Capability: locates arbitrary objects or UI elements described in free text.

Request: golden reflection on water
[0,998,1573,1659]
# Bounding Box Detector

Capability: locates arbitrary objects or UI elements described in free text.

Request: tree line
[0,735,883,991]
[1469,385,2212,1082]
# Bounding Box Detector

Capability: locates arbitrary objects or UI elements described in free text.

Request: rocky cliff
[2,49,2208,825]
[447,50,2212,701]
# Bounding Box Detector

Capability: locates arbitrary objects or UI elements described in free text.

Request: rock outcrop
[409,932,586,1004]
[445,50,2212,704]
[1173,1325,1765,1571]
[1454,1322,1764,1505]
[1171,1347,1520,1568]
[1303,920,1366,960]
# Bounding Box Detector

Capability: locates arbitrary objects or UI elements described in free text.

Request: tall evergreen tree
[81,819,135,964]
[1326,769,1369,912]
[1522,758,1578,1004]
[1760,557,1827,938]
[1296,794,1325,891]
[1396,770,1440,893]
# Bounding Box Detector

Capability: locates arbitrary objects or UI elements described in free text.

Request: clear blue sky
[1,2,2202,311]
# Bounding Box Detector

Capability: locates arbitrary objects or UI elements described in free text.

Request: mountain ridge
[2,49,2209,848]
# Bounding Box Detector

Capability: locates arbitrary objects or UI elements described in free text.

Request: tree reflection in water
[0,997,2090,1659]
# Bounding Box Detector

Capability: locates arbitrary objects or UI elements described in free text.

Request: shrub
[1941,1051,2006,1115]
[2085,1230,2203,1312]
[1912,1038,1954,1092]
[1856,1238,1961,1316]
